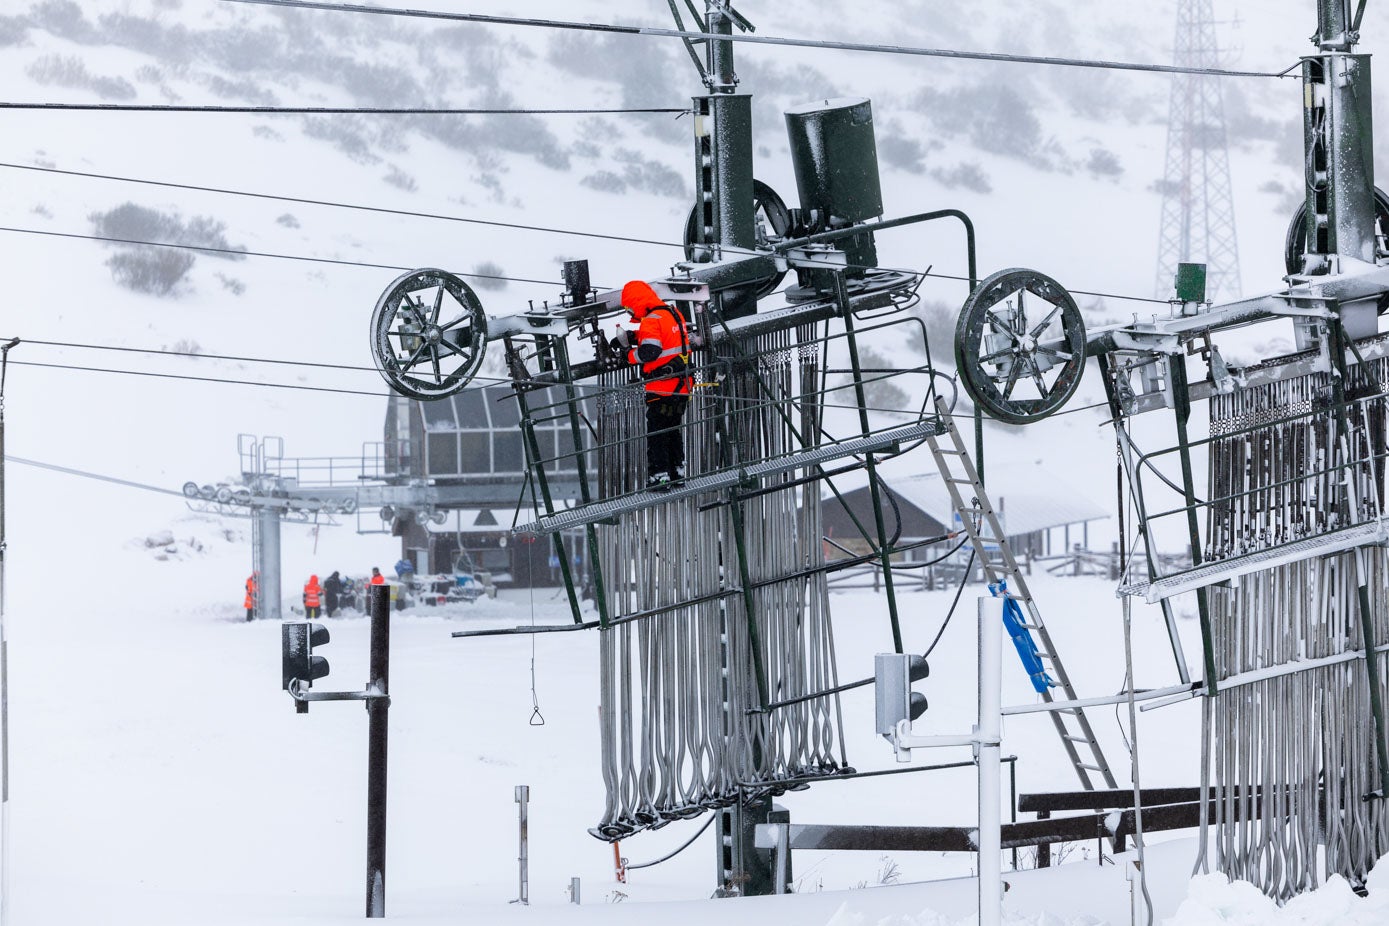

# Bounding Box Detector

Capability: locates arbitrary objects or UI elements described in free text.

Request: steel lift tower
[1155,0,1242,301]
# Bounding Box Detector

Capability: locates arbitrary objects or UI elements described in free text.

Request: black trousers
[646,392,689,478]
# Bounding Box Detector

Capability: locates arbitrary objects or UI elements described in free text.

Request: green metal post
[1167,355,1218,695]
[513,379,584,625]
[835,274,902,653]
[552,338,610,628]
[1099,355,1191,685]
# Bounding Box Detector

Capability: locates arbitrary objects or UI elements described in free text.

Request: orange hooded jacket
[621,281,690,398]
[304,575,323,609]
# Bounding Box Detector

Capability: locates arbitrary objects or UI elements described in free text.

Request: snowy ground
[6,1,1389,923]
[7,465,1384,925]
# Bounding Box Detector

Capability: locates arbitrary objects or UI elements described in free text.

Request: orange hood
[621,280,665,318]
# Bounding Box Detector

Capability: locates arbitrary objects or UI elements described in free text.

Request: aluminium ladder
[925,396,1118,791]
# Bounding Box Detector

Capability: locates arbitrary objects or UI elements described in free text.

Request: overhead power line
[220,0,1293,79]
[17,336,515,388]
[0,102,688,115]
[0,162,1173,307]
[0,161,682,251]
[919,269,1170,306]
[0,224,563,287]
[7,358,392,397]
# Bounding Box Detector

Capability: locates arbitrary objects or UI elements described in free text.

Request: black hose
[924,549,975,658]
[623,814,716,871]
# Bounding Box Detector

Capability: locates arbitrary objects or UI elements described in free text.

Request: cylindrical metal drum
[784,97,883,224]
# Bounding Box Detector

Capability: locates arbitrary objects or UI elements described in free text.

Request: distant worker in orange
[244,572,258,622]
[370,567,386,585]
[303,574,323,619]
[616,280,691,490]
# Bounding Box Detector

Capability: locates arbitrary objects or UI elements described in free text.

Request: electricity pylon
[1155,0,1241,301]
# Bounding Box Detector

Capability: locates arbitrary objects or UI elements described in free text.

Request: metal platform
[1120,521,1389,603]
[514,417,946,535]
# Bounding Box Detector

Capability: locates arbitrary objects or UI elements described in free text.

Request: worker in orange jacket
[303,574,323,619]
[618,280,691,490]
[370,567,386,585]
[244,573,257,622]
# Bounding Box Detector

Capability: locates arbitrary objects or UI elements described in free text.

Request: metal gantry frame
[361,0,1157,902]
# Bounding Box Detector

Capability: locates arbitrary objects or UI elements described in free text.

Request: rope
[528,540,544,726]
[7,455,187,498]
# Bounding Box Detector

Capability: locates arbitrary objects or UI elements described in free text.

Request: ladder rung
[1078,763,1108,772]
[1062,734,1095,744]
[946,477,974,485]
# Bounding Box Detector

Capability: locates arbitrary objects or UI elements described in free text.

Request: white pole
[977,596,1003,926]
[514,785,529,905]
[0,338,18,926]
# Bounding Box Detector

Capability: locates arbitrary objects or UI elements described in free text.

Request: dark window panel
[427,433,459,476]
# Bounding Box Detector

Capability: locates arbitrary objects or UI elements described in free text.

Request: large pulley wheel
[955,268,1087,425]
[683,179,790,299]
[371,268,488,400]
[1284,186,1389,284]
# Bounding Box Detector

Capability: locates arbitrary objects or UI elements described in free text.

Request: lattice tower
[1155,0,1242,301]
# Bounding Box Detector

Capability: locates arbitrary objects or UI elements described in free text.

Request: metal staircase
[925,397,1118,791]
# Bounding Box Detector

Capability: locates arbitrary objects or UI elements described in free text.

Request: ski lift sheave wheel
[371,268,488,400]
[682,179,791,299]
[1284,186,1389,298]
[955,267,1087,425]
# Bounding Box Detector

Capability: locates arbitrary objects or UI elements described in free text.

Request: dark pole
[366,583,391,917]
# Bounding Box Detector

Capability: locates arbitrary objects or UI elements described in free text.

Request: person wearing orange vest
[244,573,257,622]
[618,280,691,490]
[370,567,386,585]
[303,574,323,619]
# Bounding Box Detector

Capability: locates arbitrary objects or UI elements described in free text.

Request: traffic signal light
[875,653,929,736]
[282,622,331,713]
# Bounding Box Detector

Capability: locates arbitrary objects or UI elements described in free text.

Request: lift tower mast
[1154,0,1241,300]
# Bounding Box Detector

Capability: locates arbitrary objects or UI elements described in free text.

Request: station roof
[823,462,1109,535]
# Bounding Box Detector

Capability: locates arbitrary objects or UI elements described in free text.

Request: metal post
[978,595,1003,926]
[729,499,770,709]
[0,337,17,926]
[568,876,580,904]
[552,339,610,627]
[365,583,391,917]
[512,383,583,625]
[256,505,282,622]
[513,785,530,905]
[772,823,790,895]
[1098,355,1190,685]
[705,2,736,91]
[1167,357,1218,695]
[837,273,902,652]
